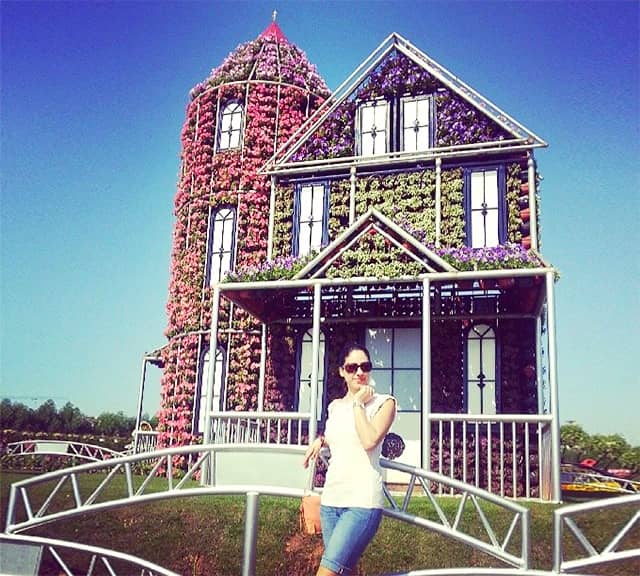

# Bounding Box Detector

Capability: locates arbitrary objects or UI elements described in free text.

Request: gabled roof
[293,208,456,280]
[265,33,546,171]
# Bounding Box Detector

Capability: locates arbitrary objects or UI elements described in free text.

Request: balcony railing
[430,413,553,499]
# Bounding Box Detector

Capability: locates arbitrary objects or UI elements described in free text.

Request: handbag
[299,491,322,535]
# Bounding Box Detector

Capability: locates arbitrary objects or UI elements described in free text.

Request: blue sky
[2,1,638,444]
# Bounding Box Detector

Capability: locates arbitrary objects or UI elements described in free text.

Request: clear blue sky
[2,1,638,444]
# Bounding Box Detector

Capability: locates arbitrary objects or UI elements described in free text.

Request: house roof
[293,208,456,280]
[264,32,546,171]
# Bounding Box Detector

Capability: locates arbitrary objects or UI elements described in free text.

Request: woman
[303,343,396,576]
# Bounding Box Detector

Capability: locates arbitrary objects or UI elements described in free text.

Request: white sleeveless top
[321,393,395,509]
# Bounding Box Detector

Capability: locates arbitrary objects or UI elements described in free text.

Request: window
[356,96,433,156]
[296,330,325,421]
[293,182,328,257]
[465,323,497,415]
[195,347,225,435]
[207,207,236,285]
[466,167,506,248]
[401,96,431,153]
[366,327,421,411]
[357,100,388,156]
[218,101,243,150]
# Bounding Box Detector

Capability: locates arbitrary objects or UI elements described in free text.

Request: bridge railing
[553,493,640,573]
[0,533,180,576]
[4,440,123,462]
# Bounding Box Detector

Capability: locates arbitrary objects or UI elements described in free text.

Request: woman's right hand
[303,436,323,468]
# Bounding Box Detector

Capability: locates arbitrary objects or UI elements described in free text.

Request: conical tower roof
[190,20,329,99]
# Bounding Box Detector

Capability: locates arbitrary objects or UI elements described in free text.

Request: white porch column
[421,277,432,471]
[202,285,221,486]
[527,153,538,250]
[257,324,267,411]
[435,157,442,248]
[309,283,322,440]
[545,271,561,501]
[349,166,356,225]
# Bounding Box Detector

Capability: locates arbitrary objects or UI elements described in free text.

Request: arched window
[296,329,325,421]
[218,101,243,150]
[207,207,236,285]
[195,346,225,436]
[465,323,497,415]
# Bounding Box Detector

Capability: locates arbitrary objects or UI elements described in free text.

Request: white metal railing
[209,411,312,445]
[4,444,531,572]
[3,444,637,575]
[430,414,553,499]
[4,440,123,462]
[0,533,179,576]
[131,430,158,453]
[553,493,640,573]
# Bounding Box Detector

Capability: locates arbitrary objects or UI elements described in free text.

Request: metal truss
[0,533,179,576]
[3,444,638,575]
[553,493,640,573]
[378,459,530,569]
[4,440,124,462]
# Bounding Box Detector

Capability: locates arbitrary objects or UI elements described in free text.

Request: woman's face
[339,348,371,395]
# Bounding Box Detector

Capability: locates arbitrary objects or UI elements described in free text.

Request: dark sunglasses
[343,361,372,374]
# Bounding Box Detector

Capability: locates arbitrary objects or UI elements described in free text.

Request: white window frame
[469,168,501,248]
[295,182,327,257]
[357,99,389,156]
[366,327,421,412]
[218,101,243,150]
[196,347,225,435]
[207,207,236,285]
[401,96,432,152]
[297,329,325,421]
[465,323,497,415]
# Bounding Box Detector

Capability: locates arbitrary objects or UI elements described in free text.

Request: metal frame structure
[4,440,124,462]
[3,446,638,575]
[206,261,561,500]
[0,533,179,576]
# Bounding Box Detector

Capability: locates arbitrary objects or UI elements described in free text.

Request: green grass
[1,471,638,575]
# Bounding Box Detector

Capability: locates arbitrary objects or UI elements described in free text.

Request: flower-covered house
[150,20,561,500]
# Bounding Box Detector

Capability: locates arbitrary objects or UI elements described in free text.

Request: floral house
[146,19,561,500]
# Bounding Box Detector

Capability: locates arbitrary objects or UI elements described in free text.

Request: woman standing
[303,343,397,576]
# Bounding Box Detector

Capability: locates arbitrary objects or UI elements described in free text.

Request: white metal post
[421,277,432,471]
[545,271,561,501]
[257,324,267,411]
[528,153,538,250]
[349,166,356,225]
[202,286,221,486]
[435,157,442,247]
[309,283,322,441]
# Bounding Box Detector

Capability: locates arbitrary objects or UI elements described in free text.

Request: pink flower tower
[158,19,330,448]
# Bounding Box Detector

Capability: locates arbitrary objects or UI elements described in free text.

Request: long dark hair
[338,342,371,366]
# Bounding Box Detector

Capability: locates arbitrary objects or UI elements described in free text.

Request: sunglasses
[343,361,373,374]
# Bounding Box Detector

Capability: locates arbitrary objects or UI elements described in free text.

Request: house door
[366,327,421,482]
[197,347,225,435]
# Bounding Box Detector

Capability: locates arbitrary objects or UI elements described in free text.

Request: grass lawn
[1,470,638,575]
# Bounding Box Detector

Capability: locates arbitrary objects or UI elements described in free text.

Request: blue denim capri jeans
[319,505,383,574]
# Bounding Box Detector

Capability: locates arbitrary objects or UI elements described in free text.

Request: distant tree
[59,402,92,434]
[0,400,35,431]
[34,399,61,433]
[95,411,135,437]
[560,422,590,463]
[586,434,630,470]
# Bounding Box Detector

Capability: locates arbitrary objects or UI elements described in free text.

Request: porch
[194,265,561,500]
